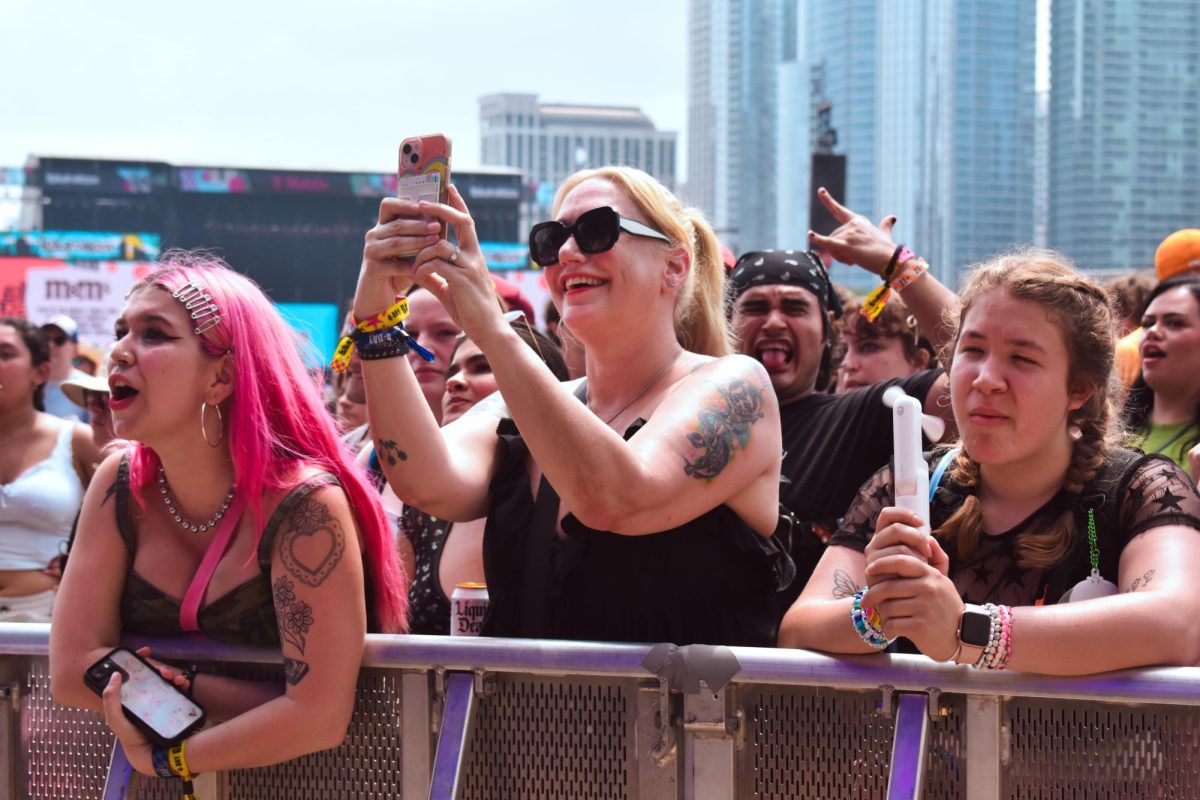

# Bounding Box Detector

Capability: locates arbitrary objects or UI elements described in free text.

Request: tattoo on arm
[273,576,314,655]
[101,480,117,507]
[682,378,765,481]
[280,497,346,587]
[377,439,408,466]
[1128,568,1156,593]
[283,657,310,686]
[832,568,858,599]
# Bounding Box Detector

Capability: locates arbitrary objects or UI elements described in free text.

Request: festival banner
[24,262,154,346]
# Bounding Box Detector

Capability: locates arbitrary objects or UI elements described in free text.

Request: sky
[1,0,688,175]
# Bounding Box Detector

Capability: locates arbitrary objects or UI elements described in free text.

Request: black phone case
[84,647,206,746]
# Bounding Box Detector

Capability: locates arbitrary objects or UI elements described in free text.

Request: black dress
[480,416,789,647]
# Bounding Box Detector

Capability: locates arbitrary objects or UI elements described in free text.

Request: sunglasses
[529,206,671,267]
[48,334,68,346]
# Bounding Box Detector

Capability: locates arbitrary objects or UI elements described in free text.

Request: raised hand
[807,187,899,275]
[354,198,444,320]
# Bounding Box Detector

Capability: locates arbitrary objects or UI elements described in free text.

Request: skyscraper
[478,93,677,228]
[1048,0,1200,272]
[687,0,785,253]
[778,0,1036,286]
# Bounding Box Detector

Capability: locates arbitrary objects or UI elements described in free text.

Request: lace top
[829,448,1200,606]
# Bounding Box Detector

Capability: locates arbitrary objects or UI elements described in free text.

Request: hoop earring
[200,401,223,448]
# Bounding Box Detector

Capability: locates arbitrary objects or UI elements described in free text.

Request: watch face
[960,611,992,646]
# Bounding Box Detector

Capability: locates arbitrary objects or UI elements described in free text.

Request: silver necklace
[158,465,236,533]
[591,350,685,425]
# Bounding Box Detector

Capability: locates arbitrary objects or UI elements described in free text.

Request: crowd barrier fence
[1,623,1198,799]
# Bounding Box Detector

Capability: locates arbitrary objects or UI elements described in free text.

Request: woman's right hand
[864,506,941,584]
[354,198,445,319]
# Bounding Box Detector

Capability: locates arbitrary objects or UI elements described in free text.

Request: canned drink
[450,582,489,636]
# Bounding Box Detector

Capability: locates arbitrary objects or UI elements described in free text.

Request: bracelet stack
[862,244,925,322]
[973,603,1014,670]
[151,740,199,799]
[851,589,892,649]
[331,296,436,370]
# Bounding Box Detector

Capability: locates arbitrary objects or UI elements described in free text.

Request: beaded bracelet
[987,605,1014,670]
[851,589,891,649]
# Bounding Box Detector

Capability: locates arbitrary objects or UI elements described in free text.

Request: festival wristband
[890,256,928,293]
[151,746,175,778]
[851,589,891,649]
[167,740,194,779]
[331,297,411,371]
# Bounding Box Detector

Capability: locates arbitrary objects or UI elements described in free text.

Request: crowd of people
[0,165,1196,774]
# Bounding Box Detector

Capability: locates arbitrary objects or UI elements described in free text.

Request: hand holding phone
[395,133,453,257]
[85,647,206,746]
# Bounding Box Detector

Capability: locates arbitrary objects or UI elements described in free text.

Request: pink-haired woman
[50,253,406,776]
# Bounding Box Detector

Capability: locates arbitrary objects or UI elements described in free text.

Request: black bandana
[729,250,843,319]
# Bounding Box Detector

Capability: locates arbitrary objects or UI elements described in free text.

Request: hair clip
[172,283,223,335]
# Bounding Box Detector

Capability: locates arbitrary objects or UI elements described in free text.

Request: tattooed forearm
[1128,569,1156,593]
[280,497,345,587]
[377,439,408,466]
[683,378,765,481]
[273,576,314,654]
[832,568,858,599]
[283,657,310,685]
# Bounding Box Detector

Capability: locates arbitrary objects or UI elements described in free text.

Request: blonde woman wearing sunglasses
[354,166,790,646]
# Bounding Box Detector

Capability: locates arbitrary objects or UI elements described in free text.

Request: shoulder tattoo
[682,377,765,482]
[280,495,345,588]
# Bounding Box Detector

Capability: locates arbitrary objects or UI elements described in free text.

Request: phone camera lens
[410,153,420,165]
[402,143,412,154]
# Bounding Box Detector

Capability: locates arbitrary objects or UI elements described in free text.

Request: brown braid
[932,248,1122,570]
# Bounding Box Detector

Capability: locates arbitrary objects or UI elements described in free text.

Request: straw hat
[61,367,109,408]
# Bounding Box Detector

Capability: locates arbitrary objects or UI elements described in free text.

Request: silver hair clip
[172,283,223,335]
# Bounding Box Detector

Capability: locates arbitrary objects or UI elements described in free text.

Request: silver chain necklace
[591,350,685,426]
[158,465,236,533]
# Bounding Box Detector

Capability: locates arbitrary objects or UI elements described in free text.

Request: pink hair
[124,252,407,632]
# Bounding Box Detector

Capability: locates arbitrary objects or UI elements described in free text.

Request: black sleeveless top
[114,458,342,646]
[830,447,1200,606]
[480,417,789,647]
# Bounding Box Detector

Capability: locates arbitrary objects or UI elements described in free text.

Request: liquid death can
[450,582,489,636]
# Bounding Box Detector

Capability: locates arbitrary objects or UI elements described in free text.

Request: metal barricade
[2,623,1198,799]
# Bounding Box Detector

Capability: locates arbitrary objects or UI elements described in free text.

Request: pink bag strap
[179,496,247,633]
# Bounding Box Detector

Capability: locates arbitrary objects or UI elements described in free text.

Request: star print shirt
[829,448,1200,607]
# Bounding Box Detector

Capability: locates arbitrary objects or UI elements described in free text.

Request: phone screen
[104,649,203,740]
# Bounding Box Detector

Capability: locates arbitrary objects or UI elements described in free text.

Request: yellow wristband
[168,740,195,780]
[331,297,411,371]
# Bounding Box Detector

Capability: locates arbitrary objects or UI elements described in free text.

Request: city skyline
[0,0,688,176]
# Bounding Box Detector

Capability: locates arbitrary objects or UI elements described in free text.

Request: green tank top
[1133,420,1196,472]
[114,457,340,647]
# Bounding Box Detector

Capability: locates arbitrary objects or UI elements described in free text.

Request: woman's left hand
[411,185,508,345]
[862,554,963,661]
[101,672,157,776]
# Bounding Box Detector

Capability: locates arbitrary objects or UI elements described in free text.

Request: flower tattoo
[273,575,315,654]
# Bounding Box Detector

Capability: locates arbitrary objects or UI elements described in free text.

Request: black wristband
[151,746,175,778]
[882,244,906,282]
[183,664,199,697]
[355,326,410,360]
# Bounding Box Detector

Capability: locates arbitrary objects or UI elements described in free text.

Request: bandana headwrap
[729,250,843,319]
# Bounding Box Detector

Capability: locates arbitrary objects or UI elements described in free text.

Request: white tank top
[0,418,84,569]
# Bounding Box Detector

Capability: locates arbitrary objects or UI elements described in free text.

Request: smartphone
[84,647,206,745]
[395,133,453,257]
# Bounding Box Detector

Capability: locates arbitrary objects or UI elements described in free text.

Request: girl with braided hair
[780,250,1200,674]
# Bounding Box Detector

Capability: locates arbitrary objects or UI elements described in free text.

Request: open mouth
[1142,344,1166,360]
[562,276,608,293]
[110,384,138,402]
[756,341,794,372]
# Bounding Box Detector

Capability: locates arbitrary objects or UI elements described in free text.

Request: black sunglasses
[529,206,671,267]
[48,334,68,346]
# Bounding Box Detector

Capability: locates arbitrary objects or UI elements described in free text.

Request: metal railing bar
[3,624,1198,707]
[886,692,930,800]
[428,672,476,800]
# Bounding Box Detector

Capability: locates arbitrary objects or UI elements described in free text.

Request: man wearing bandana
[730,189,957,613]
